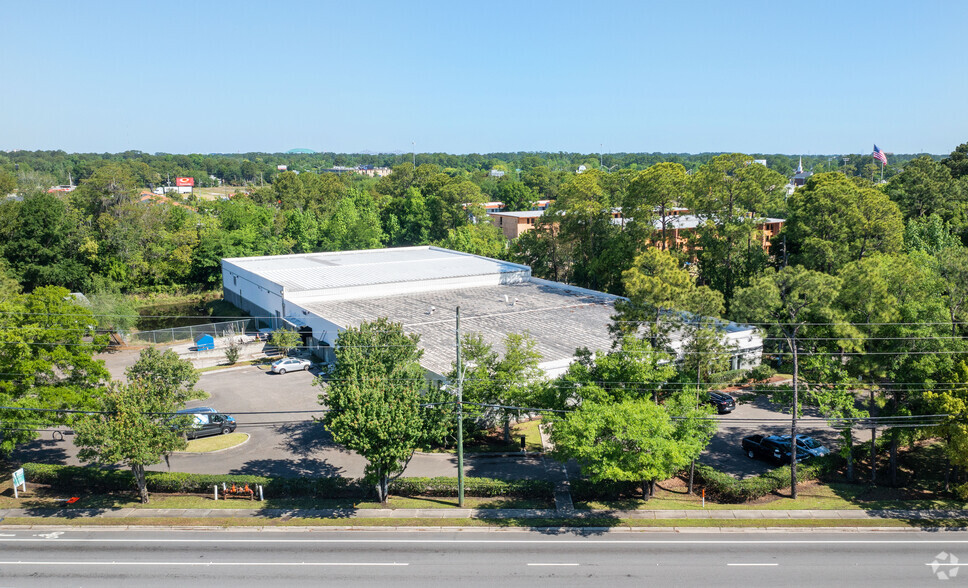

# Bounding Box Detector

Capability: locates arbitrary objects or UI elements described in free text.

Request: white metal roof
[223,246,530,294]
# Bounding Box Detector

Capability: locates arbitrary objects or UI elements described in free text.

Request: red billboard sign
[175,177,195,187]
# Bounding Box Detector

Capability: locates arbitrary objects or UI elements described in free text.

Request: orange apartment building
[645,214,784,252]
[489,210,544,239]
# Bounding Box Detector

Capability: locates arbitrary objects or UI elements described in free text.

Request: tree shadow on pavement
[10,439,72,466]
[488,513,624,535]
[275,420,342,457]
[230,457,343,478]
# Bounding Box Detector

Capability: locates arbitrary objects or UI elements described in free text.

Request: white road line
[727,563,779,567]
[0,561,408,567]
[2,538,968,545]
[527,563,580,567]
[925,563,968,566]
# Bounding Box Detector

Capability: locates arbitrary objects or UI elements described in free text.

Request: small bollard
[214,485,219,501]
[258,485,264,501]
[520,435,526,450]
[702,488,705,508]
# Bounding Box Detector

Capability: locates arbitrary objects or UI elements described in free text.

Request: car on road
[271,357,312,374]
[778,434,831,458]
[707,391,736,414]
[741,434,804,464]
[175,407,237,440]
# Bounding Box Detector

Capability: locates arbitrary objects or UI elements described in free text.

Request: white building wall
[222,260,287,328]
[286,270,530,304]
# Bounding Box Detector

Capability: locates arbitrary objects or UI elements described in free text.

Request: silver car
[271,357,312,374]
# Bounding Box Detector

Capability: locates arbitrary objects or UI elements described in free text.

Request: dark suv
[707,392,736,414]
[175,407,237,440]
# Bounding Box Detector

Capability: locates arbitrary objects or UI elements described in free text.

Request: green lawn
[574,481,968,512]
[0,516,948,529]
[181,433,248,453]
[429,418,544,454]
[0,492,552,511]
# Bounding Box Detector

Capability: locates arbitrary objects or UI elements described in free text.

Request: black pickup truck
[741,434,804,464]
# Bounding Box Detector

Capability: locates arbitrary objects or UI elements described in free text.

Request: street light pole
[455,306,464,507]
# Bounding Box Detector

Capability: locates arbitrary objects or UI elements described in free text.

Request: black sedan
[707,391,736,414]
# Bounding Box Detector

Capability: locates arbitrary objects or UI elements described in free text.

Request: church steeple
[796,156,803,174]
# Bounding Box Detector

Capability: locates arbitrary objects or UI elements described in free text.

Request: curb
[171,432,251,455]
[0,524,961,533]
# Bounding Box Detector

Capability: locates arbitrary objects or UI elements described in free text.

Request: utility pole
[455,306,464,507]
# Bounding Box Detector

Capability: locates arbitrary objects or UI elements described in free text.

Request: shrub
[954,483,968,502]
[693,457,833,503]
[707,368,747,385]
[746,364,777,381]
[225,341,240,364]
[19,464,551,500]
[569,479,640,501]
[389,477,554,499]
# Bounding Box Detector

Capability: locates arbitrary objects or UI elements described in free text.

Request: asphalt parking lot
[14,357,565,481]
[14,350,857,482]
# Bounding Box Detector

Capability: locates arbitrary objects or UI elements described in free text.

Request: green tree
[885,155,964,223]
[270,328,302,357]
[2,192,91,291]
[436,223,507,259]
[665,388,717,493]
[624,162,688,250]
[0,170,16,196]
[74,379,191,503]
[685,154,787,303]
[802,356,867,482]
[321,318,442,502]
[942,142,968,180]
[87,289,139,337]
[551,335,676,407]
[0,286,110,456]
[126,347,199,396]
[452,332,543,443]
[551,399,684,499]
[731,265,842,499]
[784,173,904,273]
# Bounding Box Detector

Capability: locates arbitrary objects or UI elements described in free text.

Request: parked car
[741,434,805,464]
[175,408,237,440]
[271,357,312,374]
[778,434,830,458]
[707,392,736,414]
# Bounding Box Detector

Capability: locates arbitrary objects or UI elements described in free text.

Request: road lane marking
[3,538,968,545]
[727,563,778,566]
[0,561,408,567]
[527,563,580,566]
[925,563,968,566]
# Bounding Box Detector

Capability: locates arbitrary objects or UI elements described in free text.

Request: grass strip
[1,517,956,529]
[181,433,248,453]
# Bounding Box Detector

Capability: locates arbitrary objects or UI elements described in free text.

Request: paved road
[1,529,965,587]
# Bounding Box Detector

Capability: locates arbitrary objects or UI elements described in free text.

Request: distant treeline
[0,149,938,189]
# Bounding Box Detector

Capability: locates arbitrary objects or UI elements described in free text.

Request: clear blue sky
[3,0,965,155]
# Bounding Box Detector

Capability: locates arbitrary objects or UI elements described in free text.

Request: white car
[271,357,312,374]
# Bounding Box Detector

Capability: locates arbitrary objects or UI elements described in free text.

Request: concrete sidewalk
[2,507,966,521]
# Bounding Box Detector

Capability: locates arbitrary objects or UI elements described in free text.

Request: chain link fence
[127,319,252,345]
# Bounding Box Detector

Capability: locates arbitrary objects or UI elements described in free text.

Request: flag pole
[880,161,884,182]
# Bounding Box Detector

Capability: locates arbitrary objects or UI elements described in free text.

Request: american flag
[873,145,888,165]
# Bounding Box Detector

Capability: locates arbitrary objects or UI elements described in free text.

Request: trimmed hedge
[694,457,834,503]
[20,464,552,500]
[389,477,553,499]
[569,479,640,501]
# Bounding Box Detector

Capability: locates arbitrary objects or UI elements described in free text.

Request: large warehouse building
[221,246,762,378]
